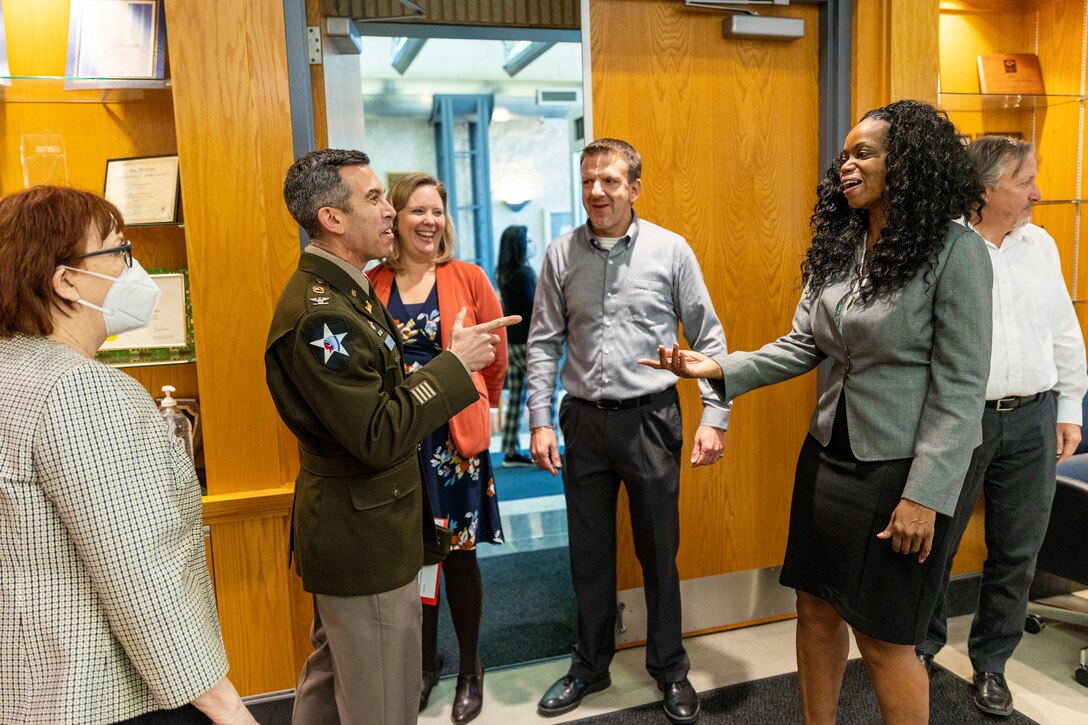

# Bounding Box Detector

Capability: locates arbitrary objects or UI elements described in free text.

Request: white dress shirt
[979,222,1087,424]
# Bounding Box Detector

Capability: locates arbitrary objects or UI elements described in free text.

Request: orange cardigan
[367,259,508,457]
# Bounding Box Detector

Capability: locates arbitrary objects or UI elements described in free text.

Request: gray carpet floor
[435,544,576,674]
[569,660,1039,724]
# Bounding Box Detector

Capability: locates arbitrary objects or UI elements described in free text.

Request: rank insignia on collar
[365,300,373,313]
[312,285,326,294]
[304,319,353,371]
[309,296,330,306]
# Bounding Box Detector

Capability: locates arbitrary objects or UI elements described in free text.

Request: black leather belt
[985,392,1047,412]
[569,392,659,410]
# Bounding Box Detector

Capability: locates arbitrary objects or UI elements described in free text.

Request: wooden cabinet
[937,0,1088,574]
[939,1,1088,333]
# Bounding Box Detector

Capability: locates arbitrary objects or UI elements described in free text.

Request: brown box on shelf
[977,53,1045,95]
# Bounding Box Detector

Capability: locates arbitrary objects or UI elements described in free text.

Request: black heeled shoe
[450,659,484,724]
[419,655,444,712]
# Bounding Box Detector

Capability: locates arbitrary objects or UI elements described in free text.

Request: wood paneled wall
[165,0,300,498]
[164,0,311,694]
[589,0,821,590]
[331,0,579,28]
[853,0,940,120]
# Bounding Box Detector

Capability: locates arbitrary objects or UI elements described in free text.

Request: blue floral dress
[387,281,504,550]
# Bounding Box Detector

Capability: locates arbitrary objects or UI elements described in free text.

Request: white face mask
[59,258,161,336]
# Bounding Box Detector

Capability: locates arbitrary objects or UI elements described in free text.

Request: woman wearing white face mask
[0,186,255,725]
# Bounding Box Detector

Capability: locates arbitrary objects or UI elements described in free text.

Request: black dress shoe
[661,679,700,724]
[451,661,483,724]
[973,671,1013,717]
[537,674,611,717]
[916,650,934,673]
[420,655,444,711]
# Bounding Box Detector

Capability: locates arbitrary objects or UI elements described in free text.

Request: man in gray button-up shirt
[527,138,727,724]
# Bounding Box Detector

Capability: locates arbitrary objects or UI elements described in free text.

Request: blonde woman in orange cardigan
[367,173,507,724]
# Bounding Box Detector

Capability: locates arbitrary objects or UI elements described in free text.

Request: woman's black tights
[422,548,483,675]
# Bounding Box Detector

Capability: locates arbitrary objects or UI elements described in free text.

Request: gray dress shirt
[526,214,729,429]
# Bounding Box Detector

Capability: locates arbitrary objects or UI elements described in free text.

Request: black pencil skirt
[779,401,956,645]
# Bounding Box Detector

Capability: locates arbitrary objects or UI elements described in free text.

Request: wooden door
[589,0,821,637]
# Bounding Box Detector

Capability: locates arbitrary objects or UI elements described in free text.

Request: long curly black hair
[801,100,984,301]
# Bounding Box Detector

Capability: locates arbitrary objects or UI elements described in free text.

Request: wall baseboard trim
[616,566,796,645]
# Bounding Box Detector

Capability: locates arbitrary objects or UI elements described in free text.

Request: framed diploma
[104,154,180,226]
[0,1,11,87]
[65,0,167,89]
[97,269,195,366]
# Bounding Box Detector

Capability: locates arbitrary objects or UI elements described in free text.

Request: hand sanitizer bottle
[160,385,194,462]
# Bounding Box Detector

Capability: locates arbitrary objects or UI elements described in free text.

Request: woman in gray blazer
[0,187,255,724]
[643,100,992,724]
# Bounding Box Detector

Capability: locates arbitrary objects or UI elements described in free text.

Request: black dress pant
[921,393,1058,672]
[559,387,689,686]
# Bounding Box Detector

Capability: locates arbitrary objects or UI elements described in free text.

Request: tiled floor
[418,602,1088,724]
[477,494,568,559]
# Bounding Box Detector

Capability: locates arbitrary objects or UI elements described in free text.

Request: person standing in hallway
[917,136,1087,718]
[642,101,992,725]
[495,225,537,466]
[527,137,729,725]
[367,173,508,724]
[265,149,518,725]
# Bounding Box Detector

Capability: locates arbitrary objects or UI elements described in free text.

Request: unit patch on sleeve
[408,378,439,406]
[305,319,353,371]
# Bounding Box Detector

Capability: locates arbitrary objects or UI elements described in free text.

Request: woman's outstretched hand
[637,344,723,380]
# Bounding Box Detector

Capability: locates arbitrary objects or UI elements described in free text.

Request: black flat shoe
[661,678,700,724]
[451,661,483,724]
[419,655,443,712]
[536,674,611,717]
[973,671,1013,717]
[916,650,934,674]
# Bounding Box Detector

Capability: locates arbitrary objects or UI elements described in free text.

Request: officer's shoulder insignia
[304,318,352,372]
[308,296,330,306]
[311,285,326,294]
[408,377,439,406]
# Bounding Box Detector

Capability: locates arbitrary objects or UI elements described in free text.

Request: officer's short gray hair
[284,149,371,239]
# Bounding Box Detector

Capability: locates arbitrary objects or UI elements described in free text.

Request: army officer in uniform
[266,149,519,725]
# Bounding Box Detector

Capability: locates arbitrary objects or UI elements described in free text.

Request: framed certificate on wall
[97,269,195,366]
[65,0,168,88]
[103,154,180,225]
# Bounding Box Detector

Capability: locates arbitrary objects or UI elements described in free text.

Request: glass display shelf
[0,75,171,104]
[938,92,1086,113]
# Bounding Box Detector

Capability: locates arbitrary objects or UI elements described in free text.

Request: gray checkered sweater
[0,335,227,723]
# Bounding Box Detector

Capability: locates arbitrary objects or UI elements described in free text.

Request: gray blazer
[716,223,993,516]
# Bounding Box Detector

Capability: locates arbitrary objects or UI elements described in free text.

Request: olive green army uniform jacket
[265,251,478,596]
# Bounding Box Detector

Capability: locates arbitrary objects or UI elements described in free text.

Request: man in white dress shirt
[918,136,1088,717]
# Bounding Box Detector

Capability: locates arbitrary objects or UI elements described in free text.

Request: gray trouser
[293,580,422,725]
[921,394,1057,673]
